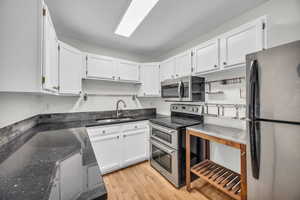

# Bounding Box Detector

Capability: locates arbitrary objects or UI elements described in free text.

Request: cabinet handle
[214,65,218,68]
[112,76,115,79]
[176,74,179,77]
[118,77,120,80]
[123,135,126,138]
[223,62,227,65]
[102,130,106,134]
[134,125,138,129]
[117,136,119,139]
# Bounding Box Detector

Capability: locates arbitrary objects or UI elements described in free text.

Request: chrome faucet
[116,99,127,118]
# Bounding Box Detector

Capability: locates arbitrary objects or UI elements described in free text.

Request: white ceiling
[45,0,268,60]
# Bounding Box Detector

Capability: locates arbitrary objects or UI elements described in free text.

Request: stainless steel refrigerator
[246,41,300,200]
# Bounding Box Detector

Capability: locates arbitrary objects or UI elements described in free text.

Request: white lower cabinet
[122,129,148,167]
[90,133,121,174]
[87,121,149,174]
[60,153,83,200]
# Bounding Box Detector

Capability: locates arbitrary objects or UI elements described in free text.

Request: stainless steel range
[149,104,204,188]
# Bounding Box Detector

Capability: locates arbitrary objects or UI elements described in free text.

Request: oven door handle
[151,139,175,154]
[151,124,177,134]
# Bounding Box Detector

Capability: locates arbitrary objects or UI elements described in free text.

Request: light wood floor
[103,162,234,200]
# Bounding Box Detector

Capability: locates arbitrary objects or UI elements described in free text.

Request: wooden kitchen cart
[186,129,247,200]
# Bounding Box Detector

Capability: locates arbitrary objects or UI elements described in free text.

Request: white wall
[156,0,300,61]
[0,91,153,128]
[0,93,42,128]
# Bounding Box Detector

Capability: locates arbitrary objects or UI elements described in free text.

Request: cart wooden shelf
[186,129,247,200]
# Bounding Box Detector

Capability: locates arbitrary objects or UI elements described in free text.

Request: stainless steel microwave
[161,76,205,102]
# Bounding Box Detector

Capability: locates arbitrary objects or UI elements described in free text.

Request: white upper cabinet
[138,63,160,97]
[220,17,266,68]
[117,60,139,82]
[160,58,176,82]
[42,5,59,93]
[194,38,220,73]
[174,50,193,77]
[85,55,139,83]
[58,42,83,95]
[86,54,117,80]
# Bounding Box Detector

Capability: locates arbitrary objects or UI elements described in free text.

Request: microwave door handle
[177,81,184,98]
[177,82,181,98]
[179,81,184,98]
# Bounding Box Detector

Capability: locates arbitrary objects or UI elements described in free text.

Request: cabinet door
[195,39,220,73]
[139,63,160,97]
[220,18,265,68]
[117,60,139,82]
[89,134,121,174]
[86,54,116,80]
[175,50,192,77]
[60,153,83,200]
[48,167,60,200]
[122,129,148,167]
[160,58,175,82]
[59,42,82,95]
[42,6,59,92]
[87,165,102,190]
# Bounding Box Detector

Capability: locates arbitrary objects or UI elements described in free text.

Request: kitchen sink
[95,117,134,123]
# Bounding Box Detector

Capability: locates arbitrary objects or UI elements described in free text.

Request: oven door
[150,123,178,149]
[150,139,179,187]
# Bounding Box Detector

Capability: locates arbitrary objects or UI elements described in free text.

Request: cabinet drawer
[122,121,149,132]
[87,125,120,137]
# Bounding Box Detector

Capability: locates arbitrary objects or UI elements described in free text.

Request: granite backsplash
[0,108,156,148]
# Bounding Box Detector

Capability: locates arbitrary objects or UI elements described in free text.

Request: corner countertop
[0,113,166,200]
[187,124,247,145]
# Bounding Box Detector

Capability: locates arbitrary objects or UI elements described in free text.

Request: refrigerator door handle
[248,59,261,179]
[249,120,261,179]
[249,60,259,120]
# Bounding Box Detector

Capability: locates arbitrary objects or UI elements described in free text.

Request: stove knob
[194,107,199,112]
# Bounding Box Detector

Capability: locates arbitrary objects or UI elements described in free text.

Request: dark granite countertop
[0,111,167,200]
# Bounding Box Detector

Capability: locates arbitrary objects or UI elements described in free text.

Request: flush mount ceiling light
[115,0,159,37]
